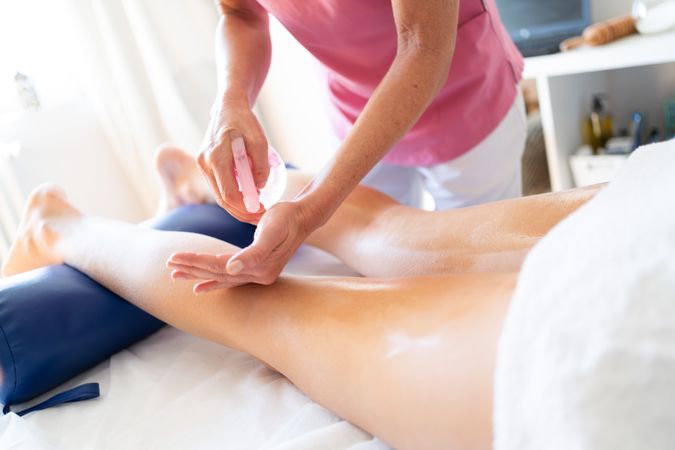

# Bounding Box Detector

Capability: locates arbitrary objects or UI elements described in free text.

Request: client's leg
[2,186,513,450]
[154,146,601,276]
[305,182,601,276]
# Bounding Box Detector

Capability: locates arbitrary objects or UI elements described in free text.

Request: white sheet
[1,246,388,450]
[494,140,675,450]
[12,141,674,449]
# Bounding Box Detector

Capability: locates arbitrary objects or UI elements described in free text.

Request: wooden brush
[560,14,637,52]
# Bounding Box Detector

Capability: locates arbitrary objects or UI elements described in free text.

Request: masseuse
[192,0,525,285]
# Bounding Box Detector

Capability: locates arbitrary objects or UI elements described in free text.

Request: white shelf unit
[524,30,675,191]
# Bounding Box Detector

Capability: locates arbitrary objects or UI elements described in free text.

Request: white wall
[257,19,339,172]
[592,0,634,21]
[0,99,147,222]
[0,0,147,223]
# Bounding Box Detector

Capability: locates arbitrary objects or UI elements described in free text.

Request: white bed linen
[1,246,389,450]
[495,140,675,450]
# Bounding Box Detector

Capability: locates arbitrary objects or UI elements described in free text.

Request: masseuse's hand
[197,95,269,223]
[167,201,316,292]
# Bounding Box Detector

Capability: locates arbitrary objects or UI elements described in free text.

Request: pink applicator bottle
[231,136,287,213]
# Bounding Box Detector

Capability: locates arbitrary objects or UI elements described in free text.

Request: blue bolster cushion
[0,204,255,412]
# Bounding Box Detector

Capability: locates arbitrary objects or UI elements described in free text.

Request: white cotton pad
[258,146,287,210]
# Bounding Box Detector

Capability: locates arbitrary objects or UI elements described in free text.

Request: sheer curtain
[0,142,23,261]
[0,0,336,248]
[64,0,220,213]
[65,0,342,185]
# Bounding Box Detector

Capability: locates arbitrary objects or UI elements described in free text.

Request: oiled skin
[1,172,600,450]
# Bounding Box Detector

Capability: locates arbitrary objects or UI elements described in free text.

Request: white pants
[362,92,527,210]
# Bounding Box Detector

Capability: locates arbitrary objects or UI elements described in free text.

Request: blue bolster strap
[4,383,100,417]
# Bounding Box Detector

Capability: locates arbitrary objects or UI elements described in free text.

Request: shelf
[523,29,675,79]
[521,28,675,192]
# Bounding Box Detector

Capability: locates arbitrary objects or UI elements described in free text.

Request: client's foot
[1,185,80,277]
[155,144,213,215]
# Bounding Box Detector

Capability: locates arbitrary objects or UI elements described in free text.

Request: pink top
[256,0,524,167]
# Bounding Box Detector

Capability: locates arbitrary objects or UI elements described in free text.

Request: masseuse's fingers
[197,151,265,224]
[199,131,237,208]
[225,224,283,279]
[168,252,229,272]
[167,253,262,288]
[172,270,247,294]
[197,129,260,222]
[210,133,243,210]
[171,270,257,294]
[243,126,271,190]
[167,261,229,280]
[195,114,225,205]
[169,264,222,281]
[196,152,225,207]
[167,203,310,289]
[193,280,231,294]
[232,203,308,282]
[170,270,199,281]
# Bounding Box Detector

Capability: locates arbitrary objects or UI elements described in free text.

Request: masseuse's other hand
[167,201,315,293]
[197,95,269,223]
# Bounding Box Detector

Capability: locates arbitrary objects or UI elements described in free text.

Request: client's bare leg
[154,146,601,276]
[305,183,600,276]
[2,186,513,450]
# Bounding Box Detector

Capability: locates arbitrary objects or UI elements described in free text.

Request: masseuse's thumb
[226,221,282,277]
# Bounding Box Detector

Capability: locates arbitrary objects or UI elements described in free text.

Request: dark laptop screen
[494,0,590,56]
[496,0,586,31]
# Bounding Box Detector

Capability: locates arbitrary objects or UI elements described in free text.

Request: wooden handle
[583,14,637,46]
[559,35,586,52]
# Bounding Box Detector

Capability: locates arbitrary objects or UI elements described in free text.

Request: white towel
[494,140,675,450]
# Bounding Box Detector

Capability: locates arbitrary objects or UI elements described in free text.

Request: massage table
[3,140,675,450]
[0,244,388,449]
